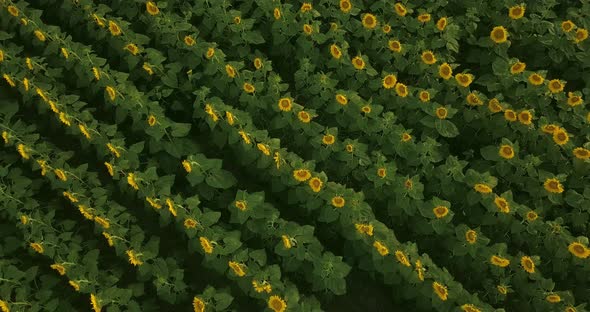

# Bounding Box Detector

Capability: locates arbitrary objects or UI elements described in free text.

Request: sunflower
[243,82,256,93]
[395,83,409,97]
[193,297,206,312]
[395,250,411,267]
[561,20,575,32]
[293,169,312,182]
[494,197,510,213]
[373,241,389,256]
[432,282,448,301]
[404,179,413,190]
[199,237,214,254]
[401,133,412,142]
[184,35,196,46]
[499,145,515,159]
[330,44,342,59]
[497,285,508,295]
[300,2,312,12]
[552,127,569,145]
[228,261,246,277]
[146,2,159,15]
[490,255,510,267]
[34,30,46,42]
[340,0,352,13]
[419,91,430,102]
[355,223,374,236]
[520,256,535,273]
[281,235,292,249]
[526,210,538,221]
[184,218,198,229]
[225,64,236,78]
[7,5,19,16]
[90,294,101,312]
[377,168,387,178]
[435,107,448,119]
[544,178,564,193]
[546,294,561,303]
[573,147,590,160]
[322,134,335,145]
[455,73,473,87]
[433,205,449,218]
[436,17,448,31]
[345,144,354,153]
[574,28,588,43]
[439,63,452,79]
[541,124,557,134]
[303,24,313,35]
[336,94,348,105]
[490,26,508,43]
[474,183,492,194]
[108,21,122,36]
[510,61,526,74]
[548,79,564,93]
[126,249,143,266]
[388,40,402,53]
[461,304,481,312]
[352,56,365,70]
[504,109,517,122]
[30,242,44,254]
[331,196,346,208]
[567,92,583,106]
[528,73,544,85]
[298,111,311,123]
[382,24,391,34]
[378,74,397,90]
[205,47,215,59]
[278,98,292,111]
[421,51,437,65]
[508,5,525,19]
[394,3,407,16]
[418,13,431,23]
[465,230,477,244]
[466,93,482,106]
[268,296,287,312]
[309,177,323,192]
[273,8,281,20]
[488,98,503,113]
[568,242,590,259]
[517,110,533,125]
[361,105,372,114]
[362,13,377,29]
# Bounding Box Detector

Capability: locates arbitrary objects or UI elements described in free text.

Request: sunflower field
[0,0,589,311]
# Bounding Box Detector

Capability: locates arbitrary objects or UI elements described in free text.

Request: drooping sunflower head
[575,28,588,43]
[432,281,448,301]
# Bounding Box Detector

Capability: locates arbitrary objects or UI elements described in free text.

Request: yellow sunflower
[362,13,377,29]
[490,26,508,43]
[508,5,525,19]
[421,50,437,65]
[439,63,453,79]
[544,178,564,194]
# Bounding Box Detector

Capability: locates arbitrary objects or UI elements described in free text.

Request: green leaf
[205,169,236,189]
[170,123,191,137]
